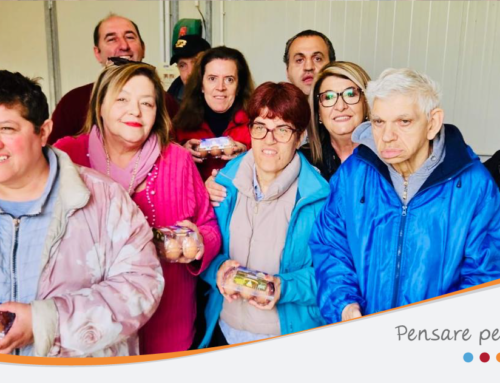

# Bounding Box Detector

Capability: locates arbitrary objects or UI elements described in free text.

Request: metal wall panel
[0,2,50,98]
[56,1,162,98]
[214,0,499,155]
[0,1,498,154]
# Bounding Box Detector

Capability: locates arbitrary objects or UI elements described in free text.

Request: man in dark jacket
[310,68,500,324]
[49,14,179,144]
[484,150,500,189]
[167,35,210,104]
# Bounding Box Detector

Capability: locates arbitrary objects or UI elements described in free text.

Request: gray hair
[365,68,442,120]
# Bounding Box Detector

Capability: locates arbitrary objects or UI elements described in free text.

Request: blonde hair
[308,61,371,165]
[82,63,171,148]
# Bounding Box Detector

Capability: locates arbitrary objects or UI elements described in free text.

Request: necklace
[105,148,142,194]
[144,164,159,227]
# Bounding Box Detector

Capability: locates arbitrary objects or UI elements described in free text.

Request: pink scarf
[88,125,161,195]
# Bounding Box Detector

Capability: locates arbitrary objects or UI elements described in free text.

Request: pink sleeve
[53,136,90,167]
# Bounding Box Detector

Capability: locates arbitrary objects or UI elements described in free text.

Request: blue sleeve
[278,200,325,307]
[278,254,319,306]
[460,178,500,288]
[309,172,365,324]
[200,252,229,289]
[200,182,233,289]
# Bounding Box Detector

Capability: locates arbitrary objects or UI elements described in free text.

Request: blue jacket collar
[355,124,474,190]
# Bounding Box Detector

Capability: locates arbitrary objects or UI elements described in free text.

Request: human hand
[183,139,204,163]
[205,169,226,207]
[221,138,247,161]
[175,220,205,263]
[248,275,281,310]
[341,303,362,321]
[0,302,33,354]
[216,260,241,302]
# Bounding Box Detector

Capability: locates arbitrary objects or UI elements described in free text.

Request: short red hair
[247,82,310,135]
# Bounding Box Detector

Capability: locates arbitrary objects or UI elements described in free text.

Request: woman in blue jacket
[310,68,500,324]
[199,82,329,348]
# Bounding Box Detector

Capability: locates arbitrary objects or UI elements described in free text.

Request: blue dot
[463,352,473,363]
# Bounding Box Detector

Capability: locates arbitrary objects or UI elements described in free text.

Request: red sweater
[54,136,221,353]
[174,110,251,180]
[49,83,179,144]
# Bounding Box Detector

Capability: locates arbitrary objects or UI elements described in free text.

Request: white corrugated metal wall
[0,2,50,100]
[213,1,500,155]
[0,1,498,155]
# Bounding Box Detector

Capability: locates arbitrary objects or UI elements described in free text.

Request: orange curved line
[2,278,498,366]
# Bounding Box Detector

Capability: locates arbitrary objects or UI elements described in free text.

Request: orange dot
[496,353,500,362]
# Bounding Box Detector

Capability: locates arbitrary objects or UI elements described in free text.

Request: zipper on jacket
[244,201,260,268]
[11,218,20,356]
[6,207,74,356]
[356,150,475,310]
[391,204,408,308]
[391,175,410,307]
[11,218,20,303]
[390,161,470,308]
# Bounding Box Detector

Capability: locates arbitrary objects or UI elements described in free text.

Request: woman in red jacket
[173,46,255,180]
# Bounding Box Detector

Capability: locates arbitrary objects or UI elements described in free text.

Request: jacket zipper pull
[254,203,259,214]
[13,218,20,229]
[402,205,407,217]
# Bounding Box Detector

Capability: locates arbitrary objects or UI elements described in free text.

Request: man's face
[286,35,329,96]
[0,104,51,190]
[93,16,145,66]
[371,94,443,174]
[178,56,198,85]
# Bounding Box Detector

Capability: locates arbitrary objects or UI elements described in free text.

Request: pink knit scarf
[88,125,161,195]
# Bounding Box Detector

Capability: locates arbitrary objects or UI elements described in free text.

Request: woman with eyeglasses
[302,61,371,180]
[206,61,370,206]
[54,62,221,354]
[198,82,329,348]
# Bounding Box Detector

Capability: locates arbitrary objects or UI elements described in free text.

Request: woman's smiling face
[202,59,238,113]
[318,76,365,140]
[251,111,300,183]
[100,75,157,149]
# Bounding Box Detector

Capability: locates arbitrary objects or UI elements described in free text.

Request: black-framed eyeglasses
[249,123,297,143]
[317,87,363,108]
[107,56,155,69]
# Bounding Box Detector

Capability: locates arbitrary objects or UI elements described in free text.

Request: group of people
[0,13,499,357]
